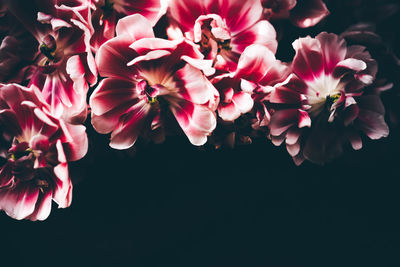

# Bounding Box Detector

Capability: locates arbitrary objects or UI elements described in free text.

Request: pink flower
[211,74,253,122]
[262,0,329,28]
[90,0,167,51]
[212,44,290,124]
[5,0,97,123]
[268,32,389,165]
[207,44,290,148]
[90,14,217,149]
[167,0,278,71]
[0,83,88,220]
[234,44,291,128]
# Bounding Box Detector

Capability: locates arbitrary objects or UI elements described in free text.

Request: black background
[1,1,400,266]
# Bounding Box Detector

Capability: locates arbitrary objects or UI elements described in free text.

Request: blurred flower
[4,0,97,123]
[0,83,88,220]
[262,0,329,28]
[0,7,38,83]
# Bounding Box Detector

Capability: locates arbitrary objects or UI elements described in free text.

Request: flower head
[4,0,97,123]
[167,0,277,71]
[0,83,88,220]
[90,14,217,149]
[268,32,389,164]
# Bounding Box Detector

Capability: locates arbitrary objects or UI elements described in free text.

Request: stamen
[40,44,55,60]
[10,148,32,160]
[325,93,341,110]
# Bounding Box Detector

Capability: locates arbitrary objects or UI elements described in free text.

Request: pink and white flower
[262,0,329,28]
[211,44,291,123]
[207,44,290,148]
[268,32,389,165]
[0,83,88,220]
[234,44,291,128]
[90,0,167,51]
[90,14,217,149]
[5,0,97,124]
[167,0,278,72]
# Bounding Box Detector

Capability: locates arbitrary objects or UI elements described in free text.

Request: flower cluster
[0,0,394,220]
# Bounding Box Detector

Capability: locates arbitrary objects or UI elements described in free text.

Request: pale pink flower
[90,14,217,149]
[0,83,88,220]
[268,32,389,165]
[167,0,278,72]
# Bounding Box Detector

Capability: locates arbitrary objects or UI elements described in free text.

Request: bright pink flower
[90,14,217,149]
[262,0,329,28]
[90,0,167,51]
[167,0,278,72]
[268,32,389,165]
[5,0,97,123]
[0,83,88,220]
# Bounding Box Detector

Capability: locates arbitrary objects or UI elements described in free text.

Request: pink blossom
[90,0,167,51]
[207,44,290,148]
[4,0,97,124]
[234,44,291,129]
[90,14,217,149]
[262,0,329,28]
[268,32,389,165]
[167,0,278,72]
[211,74,253,122]
[0,83,88,220]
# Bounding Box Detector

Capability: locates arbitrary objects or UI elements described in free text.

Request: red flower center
[137,80,160,104]
[38,35,64,73]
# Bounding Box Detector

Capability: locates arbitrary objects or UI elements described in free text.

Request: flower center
[137,80,160,105]
[2,140,53,191]
[8,141,32,160]
[38,35,64,74]
[40,35,57,63]
[325,93,341,107]
[305,75,342,117]
[10,148,32,161]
